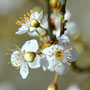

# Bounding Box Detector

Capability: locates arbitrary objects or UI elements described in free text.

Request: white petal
[27,31,38,36]
[58,35,69,47]
[55,62,70,75]
[11,51,21,67]
[66,84,81,90]
[30,26,36,31]
[65,22,78,36]
[28,55,41,69]
[30,12,35,20]
[21,39,39,52]
[42,45,56,55]
[41,14,48,28]
[15,26,28,35]
[53,29,60,38]
[69,47,78,62]
[46,56,57,72]
[65,10,71,20]
[20,63,29,79]
[37,10,43,21]
[35,12,39,19]
[40,56,49,71]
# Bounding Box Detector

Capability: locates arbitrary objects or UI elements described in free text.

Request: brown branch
[60,0,67,36]
[47,0,56,41]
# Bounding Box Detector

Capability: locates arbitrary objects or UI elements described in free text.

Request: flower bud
[60,15,64,19]
[57,2,61,8]
[30,19,40,27]
[50,0,57,8]
[24,52,36,62]
[47,83,57,90]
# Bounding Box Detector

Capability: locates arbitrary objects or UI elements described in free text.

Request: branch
[60,0,67,36]
[47,0,56,41]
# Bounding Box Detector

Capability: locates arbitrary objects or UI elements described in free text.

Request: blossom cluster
[8,9,78,79]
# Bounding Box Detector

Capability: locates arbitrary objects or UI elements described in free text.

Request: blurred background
[0,0,90,90]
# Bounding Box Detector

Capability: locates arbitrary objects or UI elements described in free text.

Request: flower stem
[40,26,48,32]
[60,0,67,36]
[54,73,59,84]
[36,44,51,54]
[36,30,47,44]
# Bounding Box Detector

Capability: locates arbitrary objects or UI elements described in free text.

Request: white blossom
[11,39,41,79]
[15,10,44,36]
[52,10,78,38]
[66,84,81,90]
[42,35,78,74]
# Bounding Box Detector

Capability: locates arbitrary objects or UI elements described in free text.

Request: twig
[60,0,67,36]
[47,0,56,41]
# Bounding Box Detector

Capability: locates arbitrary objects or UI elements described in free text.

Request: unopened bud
[50,0,57,8]
[47,83,57,90]
[24,52,36,62]
[57,2,61,8]
[30,19,40,27]
[60,15,64,19]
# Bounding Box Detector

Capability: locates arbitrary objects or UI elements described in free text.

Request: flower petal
[65,22,78,36]
[30,26,36,31]
[42,45,56,55]
[58,35,69,47]
[28,55,41,69]
[40,56,49,71]
[27,31,38,36]
[30,12,35,20]
[70,47,78,62]
[20,63,29,79]
[11,51,21,67]
[21,39,39,52]
[66,84,81,90]
[55,62,70,75]
[37,10,43,21]
[15,25,28,35]
[65,10,71,20]
[53,29,60,38]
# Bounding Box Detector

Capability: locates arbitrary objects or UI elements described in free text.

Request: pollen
[15,62,18,65]
[15,48,18,50]
[8,49,10,51]
[30,10,34,13]
[16,10,34,26]
[11,49,14,51]
[8,62,10,64]
[68,63,71,66]
[17,67,19,70]
[5,53,9,55]
[11,65,15,67]
[68,48,73,51]
[55,50,63,59]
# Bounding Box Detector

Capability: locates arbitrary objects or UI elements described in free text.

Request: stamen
[17,67,19,70]
[8,62,10,64]
[68,63,71,66]
[5,53,9,55]
[30,10,34,13]
[68,48,73,51]
[16,10,32,26]
[8,49,10,51]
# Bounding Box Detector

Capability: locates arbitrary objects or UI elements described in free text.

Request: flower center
[30,19,40,27]
[55,50,63,59]
[24,52,36,62]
